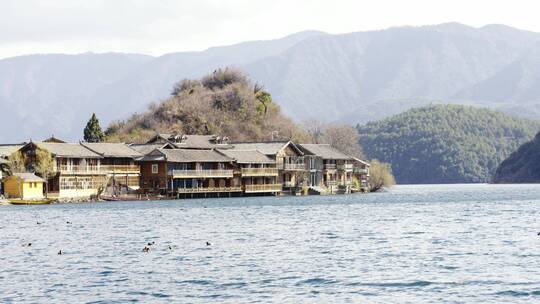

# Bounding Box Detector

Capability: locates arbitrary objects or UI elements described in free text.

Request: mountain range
[3,23,540,142]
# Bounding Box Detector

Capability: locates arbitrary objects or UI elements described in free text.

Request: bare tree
[320,124,364,158]
[368,160,396,192]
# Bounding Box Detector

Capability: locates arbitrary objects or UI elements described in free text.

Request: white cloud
[1,0,540,59]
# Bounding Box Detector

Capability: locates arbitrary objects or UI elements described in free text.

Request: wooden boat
[101,195,147,201]
[9,198,57,205]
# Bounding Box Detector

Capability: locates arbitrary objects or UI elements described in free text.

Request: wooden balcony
[171,169,234,178]
[354,168,369,174]
[57,165,105,175]
[244,184,282,193]
[338,163,354,171]
[241,167,279,177]
[176,186,242,193]
[282,163,306,171]
[101,165,140,174]
[324,164,337,170]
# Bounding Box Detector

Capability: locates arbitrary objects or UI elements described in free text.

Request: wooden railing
[58,165,140,174]
[338,163,354,171]
[244,184,282,192]
[57,165,103,174]
[324,164,337,170]
[101,165,140,173]
[282,163,306,170]
[354,168,369,174]
[171,169,234,178]
[241,167,279,176]
[176,186,242,193]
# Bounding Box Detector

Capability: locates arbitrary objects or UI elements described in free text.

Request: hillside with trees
[358,105,540,184]
[492,131,540,183]
[105,69,310,143]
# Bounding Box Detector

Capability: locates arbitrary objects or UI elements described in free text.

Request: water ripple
[2,184,540,303]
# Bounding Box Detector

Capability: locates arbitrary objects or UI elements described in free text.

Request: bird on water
[57,250,63,255]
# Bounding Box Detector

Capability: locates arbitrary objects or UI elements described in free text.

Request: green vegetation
[106,68,309,143]
[84,113,105,143]
[368,160,396,192]
[493,131,540,183]
[358,104,540,184]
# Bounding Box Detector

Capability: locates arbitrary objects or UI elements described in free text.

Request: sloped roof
[146,133,174,144]
[42,136,66,143]
[81,143,142,158]
[217,149,275,164]
[129,144,172,155]
[173,135,232,149]
[299,144,353,160]
[157,148,233,163]
[0,144,24,157]
[35,143,101,158]
[352,157,370,167]
[12,173,45,182]
[230,141,303,156]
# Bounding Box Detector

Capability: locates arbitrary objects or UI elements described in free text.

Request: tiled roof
[230,141,301,156]
[352,157,370,166]
[298,144,353,160]
[217,149,275,164]
[0,144,24,157]
[173,135,232,149]
[129,144,170,155]
[81,143,142,158]
[36,143,101,158]
[157,149,233,163]
[12,173,46,182]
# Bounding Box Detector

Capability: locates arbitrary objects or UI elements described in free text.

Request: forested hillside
[105,69,309,143]
[358,105,540,184]
[493,131,540,183]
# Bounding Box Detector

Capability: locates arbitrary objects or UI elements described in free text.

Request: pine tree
[83,113,104,142]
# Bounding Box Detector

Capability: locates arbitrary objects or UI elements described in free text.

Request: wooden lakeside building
[138,148,241,198]
[1,133,370,200]
[80,143,142,195]
[20,142,108,199]
[298,144,358,194]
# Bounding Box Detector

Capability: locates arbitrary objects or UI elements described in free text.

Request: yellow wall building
[3,173,45,199]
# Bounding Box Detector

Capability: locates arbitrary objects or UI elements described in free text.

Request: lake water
[2,184,540,303]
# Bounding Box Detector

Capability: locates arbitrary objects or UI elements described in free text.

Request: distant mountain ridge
[3,23,540,142]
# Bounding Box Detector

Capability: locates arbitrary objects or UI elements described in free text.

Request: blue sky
[1,0,539,59]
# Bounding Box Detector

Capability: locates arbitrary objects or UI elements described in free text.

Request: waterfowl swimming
[36,221,42,225]
[147,241,155,246]
[206,242,211,246]
[142,246,150,252]
[168,245,173,250]
[66,221,72,224]
[23,242,32,247]
[57,250,63,255]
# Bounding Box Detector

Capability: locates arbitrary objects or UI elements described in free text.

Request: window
[151,164,159,174]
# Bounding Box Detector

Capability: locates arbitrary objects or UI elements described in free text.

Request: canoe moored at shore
[9,198,57,205]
